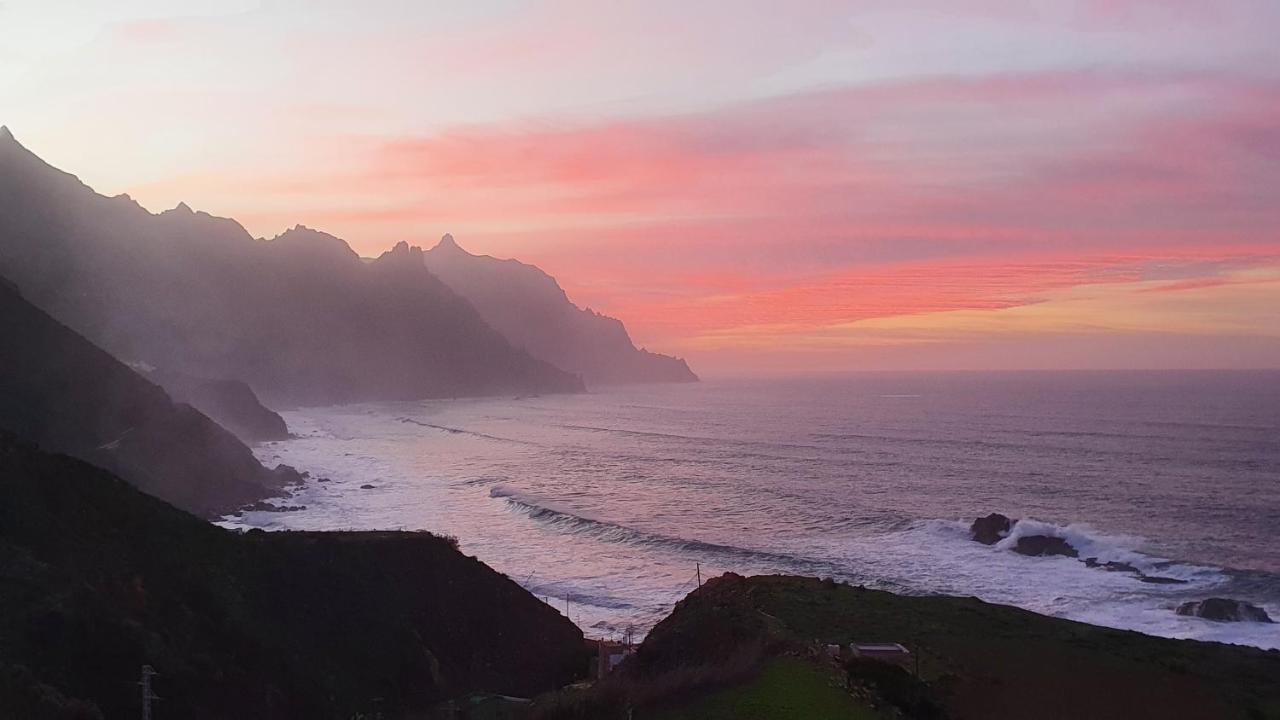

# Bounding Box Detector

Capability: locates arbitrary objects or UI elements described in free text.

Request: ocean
[222,371,1280,649]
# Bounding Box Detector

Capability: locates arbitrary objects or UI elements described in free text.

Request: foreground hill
[0,127,582,406]
[425,234,697,386]
[0,434,585,719]
[536,574,1280,719]
[0,279,295,516]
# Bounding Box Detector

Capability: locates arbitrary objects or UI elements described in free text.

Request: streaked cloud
[2,1,1277,371]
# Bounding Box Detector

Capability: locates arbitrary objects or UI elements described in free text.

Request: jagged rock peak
[430,233,476,257]
[174,201,193,214]
[111,193,144,210]
[382,240,426,264]
[0,125,14,142]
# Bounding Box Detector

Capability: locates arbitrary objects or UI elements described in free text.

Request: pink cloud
[133,68,1280,361]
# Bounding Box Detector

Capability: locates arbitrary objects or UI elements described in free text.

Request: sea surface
[223,371,1280,648]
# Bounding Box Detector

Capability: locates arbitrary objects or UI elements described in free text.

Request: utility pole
[139,665,158,720]
[696,563,702,588]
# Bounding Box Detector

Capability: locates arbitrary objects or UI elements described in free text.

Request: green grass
[646,657,882,720]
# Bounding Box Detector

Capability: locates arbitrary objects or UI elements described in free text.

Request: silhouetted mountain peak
[0,127,105,206]
[382,240,425,263]
[422,235,699,386]
[433,233,469,255]
[173,201,193,214]
[268,224,360,263]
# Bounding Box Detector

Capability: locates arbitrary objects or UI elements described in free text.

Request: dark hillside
[0,434,585,719]
[535,574,1280,719]
[0,280,294,516]
[150,370,290,443]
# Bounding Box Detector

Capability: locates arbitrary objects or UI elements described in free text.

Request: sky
[3,0,1279,374]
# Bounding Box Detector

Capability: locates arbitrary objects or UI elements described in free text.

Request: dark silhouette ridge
[0,279,296,516]
[150,369,291,443]
[424,234,698,387]
[0,129,583,407]
[0,434,585,718]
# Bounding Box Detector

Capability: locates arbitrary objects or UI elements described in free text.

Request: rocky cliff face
[0,434,585,719]
[0,280,296,516]
[0,129,583,406]
[424,234,698,387]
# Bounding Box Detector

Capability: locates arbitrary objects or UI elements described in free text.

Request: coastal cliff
[424,234,697,387]
[0,279,297,517]
[0,434,585,719]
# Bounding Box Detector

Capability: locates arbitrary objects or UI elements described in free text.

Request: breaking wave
[488,484,852,580]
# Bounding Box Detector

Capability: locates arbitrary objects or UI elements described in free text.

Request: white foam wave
[842,518,1279,649]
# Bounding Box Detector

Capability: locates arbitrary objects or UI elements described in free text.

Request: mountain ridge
[424,233,698,387]
[0,279,296,516]
[0,129,583,406]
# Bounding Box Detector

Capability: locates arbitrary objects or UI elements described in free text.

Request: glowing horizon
[4,0,1278,374]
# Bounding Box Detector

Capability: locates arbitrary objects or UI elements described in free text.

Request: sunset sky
[4,0,1278,374]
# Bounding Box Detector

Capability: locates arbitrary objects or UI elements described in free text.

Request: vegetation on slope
[649,657,881,720]
[533,573,1280,720]
[0,434,585,719]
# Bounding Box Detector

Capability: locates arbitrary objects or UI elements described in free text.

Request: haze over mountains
[0,127,587,408]
[0,127,695,411]
[0,279,296,516]
[425,234,697,386]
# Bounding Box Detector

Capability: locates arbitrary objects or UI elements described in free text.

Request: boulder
[971,513,1013,545]
[1176,598,1274,623]
[1014,535,1079,558]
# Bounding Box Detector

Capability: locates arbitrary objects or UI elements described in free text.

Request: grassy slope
[532,573,1280,720]
[648,657,881,720]
[650,574,1280,720]
[0,435,585,719]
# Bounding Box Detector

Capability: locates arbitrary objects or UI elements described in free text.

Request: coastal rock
[360,484,376,490]
[1084,557,1139,573]
[1140,575,1187,585]
[1014,535,1079,558]
[1083,557,1187,584]
[241,500,306,513]
[971,513,1013,545]
[1176,598,1274,623]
